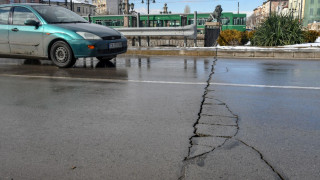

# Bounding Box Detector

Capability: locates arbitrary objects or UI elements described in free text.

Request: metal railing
[115,11,198,47]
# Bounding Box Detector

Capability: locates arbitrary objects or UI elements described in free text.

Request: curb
[124,47,320,59]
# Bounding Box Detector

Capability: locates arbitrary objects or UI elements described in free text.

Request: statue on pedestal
[207,5,223,23]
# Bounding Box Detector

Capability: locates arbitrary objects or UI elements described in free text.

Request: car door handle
[11,28,19,32]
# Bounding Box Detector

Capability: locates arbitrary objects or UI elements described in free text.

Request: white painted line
[0,74,207,85]
[1,73,319,90]
[211,82,320,90]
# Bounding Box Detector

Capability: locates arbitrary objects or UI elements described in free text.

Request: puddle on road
[0,56,214,83]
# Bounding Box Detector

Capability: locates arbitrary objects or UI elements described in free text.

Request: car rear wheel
[50,41,76,68]
[96,56,115,62]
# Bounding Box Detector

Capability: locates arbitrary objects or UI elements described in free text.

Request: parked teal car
[0,4,127,68]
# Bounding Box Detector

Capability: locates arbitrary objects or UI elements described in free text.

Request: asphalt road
[0,57,319,180]
[0,57,211,180]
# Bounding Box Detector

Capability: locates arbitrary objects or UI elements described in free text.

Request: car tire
[96,56,114,62]
[50,41,76,68]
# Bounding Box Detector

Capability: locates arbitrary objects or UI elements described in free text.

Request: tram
[86,12,247,33]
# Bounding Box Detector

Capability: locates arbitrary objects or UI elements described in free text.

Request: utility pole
[238,1,239,14]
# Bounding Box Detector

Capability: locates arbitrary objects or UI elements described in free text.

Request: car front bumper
[68,38,127,58]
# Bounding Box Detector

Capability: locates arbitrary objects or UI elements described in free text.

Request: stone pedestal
[204,22,221,47]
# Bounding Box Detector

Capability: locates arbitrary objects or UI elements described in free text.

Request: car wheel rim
[55,47,68,63]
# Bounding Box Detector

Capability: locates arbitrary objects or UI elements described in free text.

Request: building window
[311,0,314,4]
[318,8,320,15]
[77,7,80,12]
[310,8,314,15]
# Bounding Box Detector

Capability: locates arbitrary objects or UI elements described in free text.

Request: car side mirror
[24,19,40,27]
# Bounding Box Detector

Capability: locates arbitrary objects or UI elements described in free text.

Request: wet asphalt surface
[0,56,319,180]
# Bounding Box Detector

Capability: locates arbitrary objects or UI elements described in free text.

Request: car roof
[0,3,53,7]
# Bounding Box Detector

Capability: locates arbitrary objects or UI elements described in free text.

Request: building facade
[303,0,320,26]
[92,0,121,15]
[288,0,305,20]
[248,0,289,29]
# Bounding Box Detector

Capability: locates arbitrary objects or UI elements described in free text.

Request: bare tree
[184,5,190,14]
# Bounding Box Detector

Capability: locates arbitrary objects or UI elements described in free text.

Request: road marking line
[210,82,320,90]
[0,74,207,85]
[1,74,320,90]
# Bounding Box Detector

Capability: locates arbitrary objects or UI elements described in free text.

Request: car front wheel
[50,41,76,68]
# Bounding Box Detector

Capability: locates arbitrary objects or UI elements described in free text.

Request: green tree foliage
[251,14,304,46]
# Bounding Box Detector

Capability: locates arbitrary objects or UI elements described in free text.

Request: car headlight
[76,32,102,40]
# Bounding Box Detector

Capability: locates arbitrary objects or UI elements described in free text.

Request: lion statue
[207,5,223,23]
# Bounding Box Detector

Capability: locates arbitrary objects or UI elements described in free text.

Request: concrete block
[217,51,233,57]
[314,52,320,58]
[294,52,315,59]
[273,52,294,59]
[233,51,254,57]
[255,51,274,58]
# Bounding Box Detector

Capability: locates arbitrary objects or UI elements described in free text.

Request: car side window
[12,6,39,25]
[0,7,10,25]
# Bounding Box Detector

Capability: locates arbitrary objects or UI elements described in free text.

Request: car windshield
[32,5,88,24]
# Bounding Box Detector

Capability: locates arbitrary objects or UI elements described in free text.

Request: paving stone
[191,136,227,148]
[196,124,237,137]
[199,115,237,126]
[189,145,213,158]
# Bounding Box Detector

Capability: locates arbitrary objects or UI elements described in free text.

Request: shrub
[241,31,249,45]
[303,30,319,43]
[251,14,304,46]
[247,30,256,40]
[217,29,242,46]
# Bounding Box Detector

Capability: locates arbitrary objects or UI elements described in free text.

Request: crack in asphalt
[178,59,217,180]
[179,57,286,180]
[237,139,286,180]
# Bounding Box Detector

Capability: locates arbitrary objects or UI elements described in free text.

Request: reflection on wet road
[0,57,212,84]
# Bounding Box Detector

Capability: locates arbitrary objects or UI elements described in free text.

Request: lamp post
[141,0,155,27]
[141,0,155,46]
[119,0,135,27]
